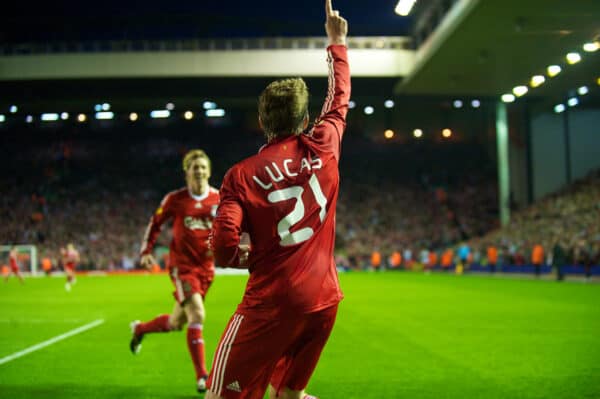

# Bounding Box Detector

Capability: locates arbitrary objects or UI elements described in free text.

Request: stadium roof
[1,0,599,110]
[397,0,600,105]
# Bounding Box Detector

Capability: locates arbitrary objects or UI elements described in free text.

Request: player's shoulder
[226,155,261,179]
[164,187,187,200]
[305,120,335,144]
[208,185,220,199]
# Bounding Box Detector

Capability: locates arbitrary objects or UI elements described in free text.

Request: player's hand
[325,0,348,46]
[140,254,157,270]
[238,244,251,267]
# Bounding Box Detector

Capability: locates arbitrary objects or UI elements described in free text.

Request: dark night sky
[0,0,414,42]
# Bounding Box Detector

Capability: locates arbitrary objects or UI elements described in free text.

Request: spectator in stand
[531,243,544,278]
[427,251,438,271]
[403,248,413,269]
[574,239,593,281]
[487,245,498,274]
[552,238,568,281]
[41,255,53,275]
[441,248,453,271]
[371,250,382,271]
[458,243,470,269]
[389,251,402,270]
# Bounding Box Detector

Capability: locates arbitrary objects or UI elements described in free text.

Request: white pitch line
[0,319,105,366]
[0,319,87,324]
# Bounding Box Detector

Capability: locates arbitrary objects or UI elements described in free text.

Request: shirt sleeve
[309,44,351,160]
[140,192,174,256]
[210,168,246,268]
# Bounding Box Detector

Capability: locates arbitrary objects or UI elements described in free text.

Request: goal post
[0,244,38,276]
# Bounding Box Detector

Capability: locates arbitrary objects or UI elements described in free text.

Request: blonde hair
[182,149,211,172]
[258,78,309,140]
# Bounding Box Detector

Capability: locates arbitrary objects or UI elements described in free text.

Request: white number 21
[267,174,328,246]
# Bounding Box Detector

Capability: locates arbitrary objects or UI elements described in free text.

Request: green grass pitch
[1,272,599,398]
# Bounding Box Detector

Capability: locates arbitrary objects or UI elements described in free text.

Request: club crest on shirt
[184,216,212,230]
[195,202,203,209]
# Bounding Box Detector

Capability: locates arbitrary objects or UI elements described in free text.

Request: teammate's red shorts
[207,304,338,399]
[10,265,19,274]
[169,266,214,304]
[64,262,76,273]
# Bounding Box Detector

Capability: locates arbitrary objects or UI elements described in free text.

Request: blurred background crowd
[1,124,599,274]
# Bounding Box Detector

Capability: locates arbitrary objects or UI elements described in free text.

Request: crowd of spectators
[337,169,600,276]
[466,169,600,275]
[1,127,597,275]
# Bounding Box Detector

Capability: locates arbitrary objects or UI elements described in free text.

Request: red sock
[136,314,171,336]
[187,324,207,379]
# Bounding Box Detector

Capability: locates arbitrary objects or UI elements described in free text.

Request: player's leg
[183,292,209,391]
[130,266,189,353]
[269,305,338,399]
[207,312,290,399]
[130,301,185,354]
[65,267,74,291]
[181,272,214,391]
[16,270,24,284]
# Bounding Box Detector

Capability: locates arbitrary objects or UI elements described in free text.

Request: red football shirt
[211,44,350,317]
[62,249,79,268]
[9,252,18,270]
[141,186,219,274]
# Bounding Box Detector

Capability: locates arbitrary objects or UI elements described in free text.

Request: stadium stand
[2,123,597,275]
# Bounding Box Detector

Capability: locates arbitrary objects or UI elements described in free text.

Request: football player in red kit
[4,246,25,284]
[61,243,80,291]
[206,1,349,398]
[130,149,219,393]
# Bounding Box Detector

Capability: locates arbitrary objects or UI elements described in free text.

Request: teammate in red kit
[206,2,349,398]
[129,149,219,393]
[61,243,80,291]
[4,246,25,284]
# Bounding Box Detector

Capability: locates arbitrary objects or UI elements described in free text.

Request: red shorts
[169,266,214,304]
[65,263,76,272]
[207,304,338,399]
[10,265,20,274]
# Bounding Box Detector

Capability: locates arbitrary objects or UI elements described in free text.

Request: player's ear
[303,113,309,129]
[258,115,263,130]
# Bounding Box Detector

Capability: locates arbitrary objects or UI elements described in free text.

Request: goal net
[0,245,38,275]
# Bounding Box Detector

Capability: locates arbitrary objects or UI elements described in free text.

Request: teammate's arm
[311,0,350,158]
[211,169,248,269]
[140,193,173,269]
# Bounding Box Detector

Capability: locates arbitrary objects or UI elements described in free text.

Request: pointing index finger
[326,0,333,17]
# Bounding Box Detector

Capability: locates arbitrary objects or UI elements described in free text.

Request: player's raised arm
[325,0,347,46]
[312,0,350,159]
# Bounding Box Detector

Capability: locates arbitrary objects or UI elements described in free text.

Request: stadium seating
[1,126,598,273]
